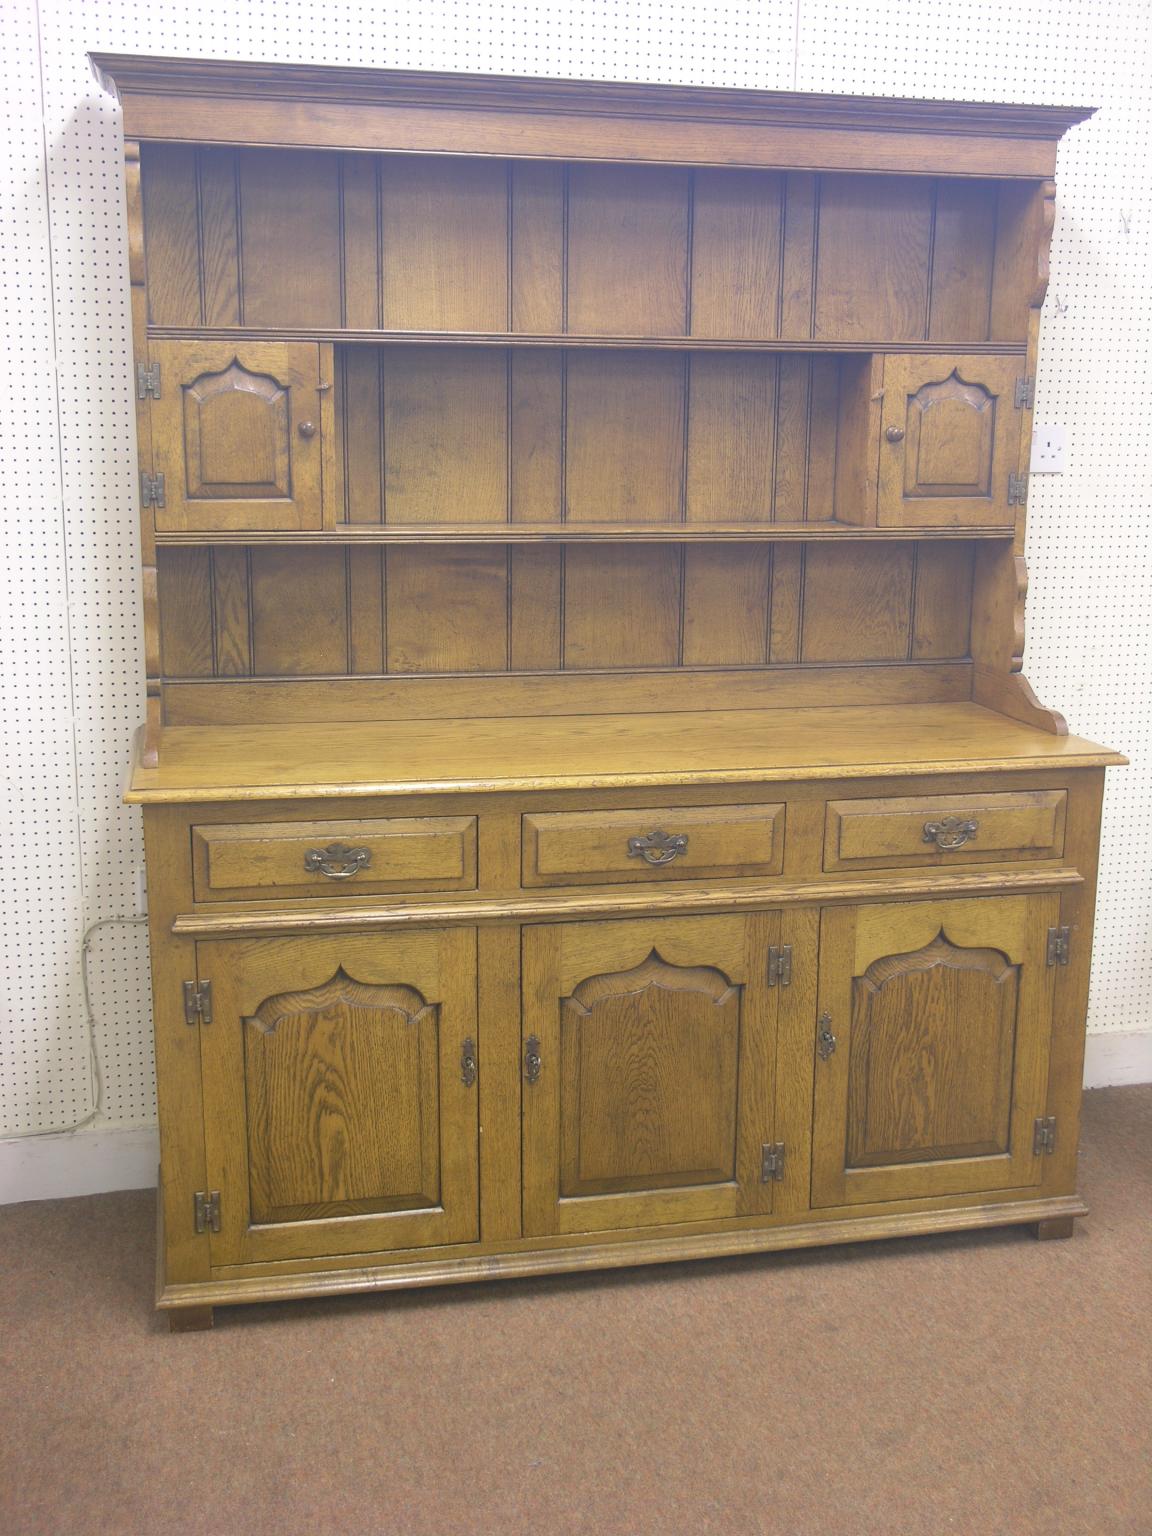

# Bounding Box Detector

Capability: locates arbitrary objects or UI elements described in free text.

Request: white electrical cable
[14,916,148,1140]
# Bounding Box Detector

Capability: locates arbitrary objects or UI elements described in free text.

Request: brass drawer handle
[303,842,372,879]
[627,829,689,866]
[885,425,905,443]
[922,817,979,851]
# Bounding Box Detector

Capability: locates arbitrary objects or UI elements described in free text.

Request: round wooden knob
[885,425,905,443]
[298,420,317,439]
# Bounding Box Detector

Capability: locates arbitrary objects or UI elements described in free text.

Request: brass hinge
[1046,926,1071,967]
[760,1142,786,1182]
[193,1190,221,1234]
[767,944,792,987]
[1033,1116,1057,1156]
[182,979,213,1025]
[141,471,166,508]
[136,361,161,399]
[1014,375,1034,409]
[1007,471,1029,506]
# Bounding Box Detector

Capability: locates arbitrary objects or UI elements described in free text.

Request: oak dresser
[90,54,1124,1330]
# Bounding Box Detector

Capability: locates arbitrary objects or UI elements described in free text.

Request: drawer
[522,804,785,886]
[192,817,477,901]
[823,791,1067,872]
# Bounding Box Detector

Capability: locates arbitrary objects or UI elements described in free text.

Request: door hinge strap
[1014,375,1034,409]
[1008,471,1028,506]
[760,1142,786,1182]
[193,1190,221,1234]
[137,361,161,399]
[1033,1116,1057,1156]
[182,979,212,1025]
[141,471,166,508]
[1046,926,1071,966]
[767,944,792,987]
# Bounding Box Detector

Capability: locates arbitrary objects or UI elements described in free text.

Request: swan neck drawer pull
[627,829,689,866]
[303,843,373,879]
[923,817,979,851]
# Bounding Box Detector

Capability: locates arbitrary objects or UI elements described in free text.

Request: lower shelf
[158,1193,1087,1315]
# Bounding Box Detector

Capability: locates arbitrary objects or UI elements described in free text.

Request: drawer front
[192,817,477,901]
[823,791,1067,872]
[522,804,785,887]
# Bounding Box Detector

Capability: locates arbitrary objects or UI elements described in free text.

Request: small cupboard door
[197,929,478,1265]
[522,913,784,1237]
[149,340,330,532]
[877,354,1023,527]
[812,895,1059,1207]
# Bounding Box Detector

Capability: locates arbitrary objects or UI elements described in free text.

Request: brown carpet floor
[1,1085,1149,1536]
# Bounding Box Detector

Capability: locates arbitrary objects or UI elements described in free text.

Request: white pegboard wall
[2,0,1149,1138]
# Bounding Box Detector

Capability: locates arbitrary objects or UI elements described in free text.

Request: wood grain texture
[689,169,783,338]
[564,352,685,522]
[878,354,1023,528]
[523,914,776,1235]
[566,165,689,336]
[192,814,477,900]
[379,156,509,331]
[522,802,784,886]
[130,703,1121,802]
[102,56,1081,179]
[824,789,1067,871]
[160,660,974,728]
[150,340,326,533]
[140,143,200,326]
[385,547,509,673]
[381,348,508,524]
[844,936,1018,1167]
[243,973,441,1221]
[173,866,1084,942]
[815,175,933,341]
[239,149,342,327]
[812,894,1058,1206]
[562,544,681,668]
[199,927,478,1263]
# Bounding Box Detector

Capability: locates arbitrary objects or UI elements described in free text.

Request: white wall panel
[1,0,1148,1144]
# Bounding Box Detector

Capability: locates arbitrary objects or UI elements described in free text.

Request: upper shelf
[153,522,1015,547]
[146,327,1029,356]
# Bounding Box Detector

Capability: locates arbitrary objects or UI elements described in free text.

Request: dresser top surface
[125,703,1123,804]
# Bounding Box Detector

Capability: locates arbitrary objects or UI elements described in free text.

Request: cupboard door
[522,914,782,1237]
[150,340,328,531]
[812,895,1058,1207]
[197,929,478,1264]
[877,354,1023,527]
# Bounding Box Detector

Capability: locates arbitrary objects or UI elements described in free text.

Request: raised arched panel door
[522,913,786,1236]
[812,895,1059,1207]
[877,354,1023,527]
[196,928,478,1264]
[149,339,329,531]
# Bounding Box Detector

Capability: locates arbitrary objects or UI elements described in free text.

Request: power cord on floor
[14,916,149,1139]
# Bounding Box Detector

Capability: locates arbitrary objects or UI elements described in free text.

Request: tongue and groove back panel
[141,145,1011,716]
[140,147,1040,342]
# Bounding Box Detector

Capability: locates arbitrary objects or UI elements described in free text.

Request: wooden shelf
[126,702,1124,803]
[146,326,1028,355]
[154,521,1016,547]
